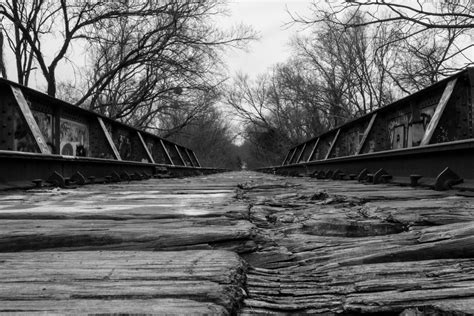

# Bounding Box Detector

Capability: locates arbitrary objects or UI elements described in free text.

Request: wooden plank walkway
[1,171,474,314]
[0,174,252,315]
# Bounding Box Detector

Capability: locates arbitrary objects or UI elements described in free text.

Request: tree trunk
[0,30,7,79]
[47,71,56,97]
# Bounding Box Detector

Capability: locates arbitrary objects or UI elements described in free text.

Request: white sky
[212,0,312,142]
[219,0,311,78]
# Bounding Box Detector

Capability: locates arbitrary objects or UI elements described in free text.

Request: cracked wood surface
[0,174,252,315]
[1,171,474,314]
[236,175,474,315]
[0,250,245,314]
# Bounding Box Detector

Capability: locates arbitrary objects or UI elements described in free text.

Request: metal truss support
[97,117,121,160]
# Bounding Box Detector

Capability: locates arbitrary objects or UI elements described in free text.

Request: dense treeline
[0,1,471,169]
[225,0,473,169]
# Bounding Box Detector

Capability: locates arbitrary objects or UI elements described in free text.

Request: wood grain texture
[0,173,252,315]
[3,171,474,315]
[0,250,246,314]
[236,173,474,315]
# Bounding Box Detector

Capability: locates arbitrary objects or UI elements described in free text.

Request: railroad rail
[0,78,223,190]
[258,67,474,191]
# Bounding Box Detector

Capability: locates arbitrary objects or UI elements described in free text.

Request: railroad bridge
[0,69,474,314]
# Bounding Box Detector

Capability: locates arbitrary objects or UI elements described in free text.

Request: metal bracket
[71,171,86,185]
[316,170,326,179]
[325,170,334,179]
[357,168,369,182]
[332,169,345,180]
[120,172,131,181]
[410,174,423,186]
[47,171,66,188]
[111,171,121,182]
[133,172,144,180]
[434,167,463,191]
[373,168,388,184]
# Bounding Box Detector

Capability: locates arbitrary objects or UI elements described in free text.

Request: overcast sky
[220,0,311,78]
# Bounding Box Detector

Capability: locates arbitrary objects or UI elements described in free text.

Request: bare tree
[385,25,472,92]
[224,62,326,164]
[0,1,144,95]
[166,104,241,169]
[266,59,325,139]
[230,1,472,166]
[293,11,401,127]
[225,73,272,129]
[0,23,6,78]
[0,0,255,143]
[147,89,220,139]
[0,0,254,98]
[369,0,470,29]
[72,0,253,133]
[291,0,473,74]
[225,11,417,164]
[295,0,473,30]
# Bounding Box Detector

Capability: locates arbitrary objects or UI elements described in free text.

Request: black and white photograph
[0,0,473,314]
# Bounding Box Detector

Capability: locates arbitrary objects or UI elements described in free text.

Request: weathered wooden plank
[3,170,474,315]
[0,250,246,315]
[346,286,474,313]
[0,299,228,315]
[362,197,474,225]
[235,172,474,315]
[0,218,254,252]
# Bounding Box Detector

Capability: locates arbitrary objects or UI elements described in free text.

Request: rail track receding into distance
[0,78,224,190]
[258,67,474,191]
[1,68,474,191]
